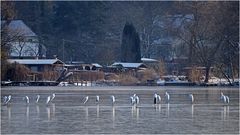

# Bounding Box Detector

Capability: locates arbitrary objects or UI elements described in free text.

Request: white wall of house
[2,20,46,58]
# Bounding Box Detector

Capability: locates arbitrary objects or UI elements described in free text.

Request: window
[30,66,38,72]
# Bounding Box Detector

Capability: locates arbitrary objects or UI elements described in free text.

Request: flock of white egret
[2,92,230,106]
[2,93,55,106]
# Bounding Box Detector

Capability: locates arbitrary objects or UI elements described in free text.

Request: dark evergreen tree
[121,22,141,63]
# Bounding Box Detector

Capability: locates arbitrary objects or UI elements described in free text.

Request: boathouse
[8,59,64,81]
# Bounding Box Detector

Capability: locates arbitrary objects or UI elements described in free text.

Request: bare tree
[169,1,238,83]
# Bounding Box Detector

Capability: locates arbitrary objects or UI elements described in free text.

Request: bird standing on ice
[189,94,194,103]
[46,96,51,105]
[51,94,55,102]
[165,92,170,103]
[220,92,227,103]
[36,95,40,103]
[130,96,135,105]
[96,95,100,103]
[4,95,11,105]
[23,96,30,104]
[220,92,230,104]
[111,95,115,105]
[83,96,89,104]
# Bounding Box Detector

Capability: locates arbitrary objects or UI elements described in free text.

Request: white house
[1,20,46,59]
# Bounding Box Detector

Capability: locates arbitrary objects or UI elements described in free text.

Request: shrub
[119,73,138,85]
[188,66,202,82]
[42,71,59,81]
[5,62,30,81]
[71,71,104,82]
[136,69,158,83]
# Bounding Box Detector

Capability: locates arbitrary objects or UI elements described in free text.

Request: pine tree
[121,22,141,63]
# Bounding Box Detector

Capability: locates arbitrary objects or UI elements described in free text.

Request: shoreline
[1,86,239,91]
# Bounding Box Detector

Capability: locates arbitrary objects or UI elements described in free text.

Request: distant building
[1,20,46,59]
[64,61,103,71]
[8,58,64,81]
[111,62,147,69]
[8,59,64,72]
[141,57,158,63]
[140,57,161,72]
[104,62,147,74]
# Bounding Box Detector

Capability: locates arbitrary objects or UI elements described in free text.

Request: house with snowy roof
[104,62,147,73]
[111,62,147,69]
[1,20,46,59]
[8,59,64,72]
[64,61,103,71]
[8,58,64,81]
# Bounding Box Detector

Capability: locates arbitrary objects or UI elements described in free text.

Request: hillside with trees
[1,1,239,83]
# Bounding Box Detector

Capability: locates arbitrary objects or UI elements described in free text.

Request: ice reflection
[26,106,29,126]
[166,103,170,118]
[158,104,161,112]
[131,106,134,117]
[96,105,100,117]
[85,106,89,121]
[136,107,139,120]
[112,106,115,122]
[154,104,161,112]
[52,103,56,118]
[112,106,116,128]
[46,106,50,121]
[222,106,230,120]
[36,105,40,117]
[45,104,56,121]
[191,104,194,118]
[131,106,139,120]
[7,106,11,121]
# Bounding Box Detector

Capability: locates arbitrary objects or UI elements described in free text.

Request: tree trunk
[219,67,233,86]
[204,66,210,83]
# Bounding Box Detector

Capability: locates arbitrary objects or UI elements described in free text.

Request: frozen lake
[1,86,239,134]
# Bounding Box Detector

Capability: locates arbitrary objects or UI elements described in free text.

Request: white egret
[157,95,161,103]
[135,96,139,105]
[36,95,40,103]
[5,95,11,105]
[154,93,158,104]
[83,96,89,104]
[51,93,55,101]
[225,96,230,104]
[130,94,139,106]
[221,92,230,104]
[96,95,100,103]
[165,92,170,103]
[23,96,29,104]
[46,96,51,105]
[130,96,135,105]
[220,92,227,103]
[3,96,8,104]
[189,94,194,103]
[111,95,115,104]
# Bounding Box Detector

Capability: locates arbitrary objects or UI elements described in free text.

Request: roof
[183,66,214,70]
[65,61,85,64]
[141,58,158,62]
[92,63,103,68]
[8,59,64,65]
[111,62,147,68]
[1,20,37,37]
